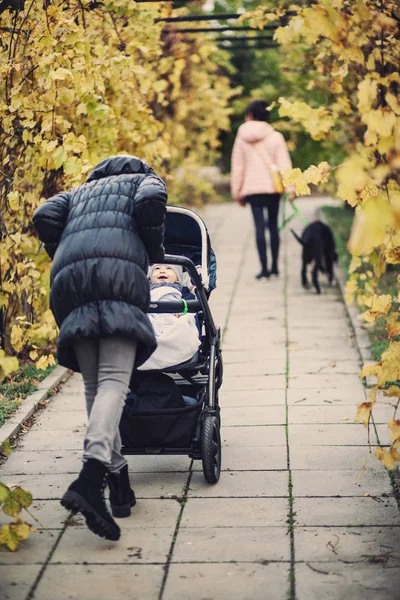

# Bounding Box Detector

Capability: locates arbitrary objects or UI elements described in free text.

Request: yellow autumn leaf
[386,314,400,339]
[383,385,400,398]
[362,108,396,138]
[361,294,392,323]
[10,325,24,353]
[388,419,400,442]
[36,355,50,371]
[375,447,396,470]
[355,402,373,426]
[376,342,400,388]
[361,361,380,380]
[0,350,19,382]
[357,78,378,113]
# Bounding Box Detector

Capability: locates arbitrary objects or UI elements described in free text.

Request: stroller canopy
[164,207,217,291]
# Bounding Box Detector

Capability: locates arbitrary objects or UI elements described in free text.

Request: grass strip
[0,362,57,428]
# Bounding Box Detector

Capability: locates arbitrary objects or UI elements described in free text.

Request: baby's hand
[175,313,182,318]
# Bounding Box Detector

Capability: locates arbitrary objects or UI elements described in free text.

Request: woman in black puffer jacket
[33,155,167,542]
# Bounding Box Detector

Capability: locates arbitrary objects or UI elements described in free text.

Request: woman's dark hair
[244,100,269,122]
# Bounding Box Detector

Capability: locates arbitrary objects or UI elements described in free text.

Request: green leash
[279,193,309,232]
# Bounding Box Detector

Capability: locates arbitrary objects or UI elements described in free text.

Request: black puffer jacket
[33,155,167,371]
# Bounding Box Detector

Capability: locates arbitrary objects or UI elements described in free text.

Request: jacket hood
[86,155,156,182]
[238,121,274,144]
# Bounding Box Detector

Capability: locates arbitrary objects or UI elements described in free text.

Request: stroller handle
[166,206,209,289]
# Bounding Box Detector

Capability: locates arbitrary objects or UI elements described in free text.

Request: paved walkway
[1,197,400,600]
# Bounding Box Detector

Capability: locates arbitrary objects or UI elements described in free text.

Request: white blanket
[138,285,200,371]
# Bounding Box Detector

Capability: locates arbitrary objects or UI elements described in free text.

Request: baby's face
[151,265,178,284]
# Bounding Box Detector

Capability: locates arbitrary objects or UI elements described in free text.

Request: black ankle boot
[108,464,136,518]
[255,269,270,280]
[61,458,120,541]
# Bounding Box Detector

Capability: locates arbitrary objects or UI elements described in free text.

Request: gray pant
[73,337,137,474]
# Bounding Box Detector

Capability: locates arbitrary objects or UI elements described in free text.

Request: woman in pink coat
[231,100,295,279]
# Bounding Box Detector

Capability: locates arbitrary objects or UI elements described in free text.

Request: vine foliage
[0,0,235,374]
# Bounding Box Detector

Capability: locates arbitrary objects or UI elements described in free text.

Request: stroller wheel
[201,415,221,484]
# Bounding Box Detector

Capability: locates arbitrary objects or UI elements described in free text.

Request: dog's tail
[290,229,304,246]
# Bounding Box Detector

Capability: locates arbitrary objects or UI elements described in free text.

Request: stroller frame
[120,206,223,483]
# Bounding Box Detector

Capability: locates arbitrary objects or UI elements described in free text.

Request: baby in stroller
[126,263,201,414]
[137,263,201,371]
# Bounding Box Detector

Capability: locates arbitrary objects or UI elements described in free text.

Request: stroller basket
[120,399,204,454]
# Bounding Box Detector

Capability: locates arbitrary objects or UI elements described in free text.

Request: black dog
[291,221,338,294]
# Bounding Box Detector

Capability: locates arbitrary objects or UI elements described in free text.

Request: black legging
[246,194,281,272]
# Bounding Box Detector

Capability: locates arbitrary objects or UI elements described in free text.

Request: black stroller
[119,206,223,483]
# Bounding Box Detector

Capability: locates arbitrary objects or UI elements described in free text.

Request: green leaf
[0,524,19,551]
[12,487,33,509]
[2,493,21,518]
[0,482,10,504]
[13,520,32,541]
[3,439,12,457]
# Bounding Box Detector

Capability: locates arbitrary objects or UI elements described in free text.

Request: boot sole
[110,497,136,519]
[61,490,120,541]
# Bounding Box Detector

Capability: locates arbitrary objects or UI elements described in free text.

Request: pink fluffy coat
[230,121,293,201]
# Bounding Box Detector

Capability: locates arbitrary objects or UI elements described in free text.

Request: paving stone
[191,445,288,472]
[294,526,400,563]
[288,347,360,361]
[221,425,286,447]
[222,340,287,353]
[163,562,290,600]
[32,411,87,430]
[172,526,289,562]
[222,406,286,426]
[57,378,84,394]
[222,348,286,362]
[287,388,366,406]
[290,360,361,376]
[291,469,393,497]
[0,565,42,600]
[288,424,372,446]
[0,450,190,476]
[219,389,286,407]
[224,333,286,348]
[188,470,288,498]
[4,471,186,502]
[46,394,85,411]
[288,374,364,391]
[295,497,400,526]
[33,564,164,600]
[181,498,288,528]
[0,531,57,565]
[128,471,188,499]
[290,446,383,471]
[18,429,84,451]
[288,327,353,340]
[295,561,400,600]
[287,339,359,353]
[51,527,173,564]
[224,361,285,376]
[124,455,191,473]
[112,499,181,529]
[0,450,83,476]
[288,403,394,424]
[222,375,286,391]
[0,499,72,530]
[0,473,73,500]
